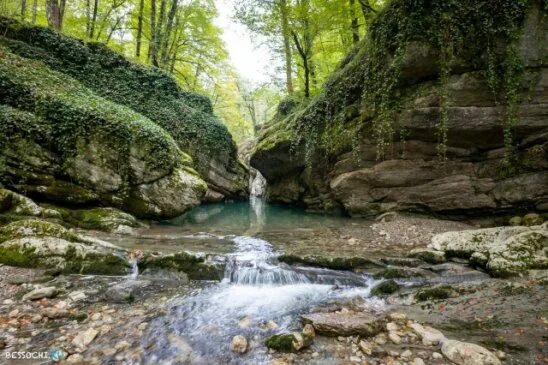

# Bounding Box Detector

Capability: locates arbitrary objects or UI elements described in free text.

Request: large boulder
[441,339,501,365]
[428,223,548,276]
[0,219,131,275]
[300,311,384,337]
[0,18,247,200]
[0,48,207,219]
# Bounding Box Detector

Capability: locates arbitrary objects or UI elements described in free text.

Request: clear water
[139,199,383,364]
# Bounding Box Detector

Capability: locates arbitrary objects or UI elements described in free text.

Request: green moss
[255,0,533,166]
[370,280,400,296]
[64,208,139,232]
[0,245,40,267]
[139,252,220,280]
[415,285,453,302]
[0,219,80,243]
[69,312,88,322]
[0,18,239,175]
[265,334,296,352]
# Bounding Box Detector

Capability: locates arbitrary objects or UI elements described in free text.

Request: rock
[22,286,57,301]
[429,225,548,276]
[115,340,131,351]
[72,328,99,349]
[370,280,400,296]
[41,308,69,319]
[230,335,248,354]
[408,249,446,264]
[495,350,506,360]
[388,312,407,322]
[265,332,312,352]
[388,332,401,344]
[238,317,252,328]
[65,208,142,233]
[0,220,131,275]
[139,251,221,280]
[441,339,501,365]
[523,213,543,226]
[508,216,522,226]
[359,340,373,355]
[432,352,443,359]
[104,280,151,302]
[302,324,315,338]
[68,291,87,302]
[0,189,42,216]
[386,322,398,331]
[265,320,279,330]
[66,354,84,363]
[301,311,383,337]
[413,358,425,365]
[400,349,412,360]
[409,323,446,345]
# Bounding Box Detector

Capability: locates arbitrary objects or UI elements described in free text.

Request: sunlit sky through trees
[215,0,277,86]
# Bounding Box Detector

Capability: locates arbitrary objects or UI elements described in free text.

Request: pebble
[386,322,398,331]
[22,287,57,301]
[388,332,402,344]
[432,352,443,359]
[68,291,87,302]
[389,312,407,321]
[8,309,19,318]
[230,335,248,354]
[302,324,315,338]
[91,313,102,321]
[400,349,412,360]
[413,358,425,365]
[72,328,99,349]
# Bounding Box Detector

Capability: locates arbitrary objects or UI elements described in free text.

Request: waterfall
[249,168,266,198]
[129,259,139,280]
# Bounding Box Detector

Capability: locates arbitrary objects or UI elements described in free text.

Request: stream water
[138,198,384,364]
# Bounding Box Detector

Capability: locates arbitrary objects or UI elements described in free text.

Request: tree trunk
[86,0,91,36]
[46,0,61,30]
[279,0,294,95]
[292,32,310,98]
[349,0,359,44]
[59,0,66,30]
[89,0,99,38]
[153,0,167,67]
[135,0,144,57]
[21,0,26,20]
[358,0,375,24]
[31,0,38,23]
[160,0,177,66]
[149,0,157,64]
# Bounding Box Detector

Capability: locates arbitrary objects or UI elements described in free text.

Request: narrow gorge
[0,1,546,365]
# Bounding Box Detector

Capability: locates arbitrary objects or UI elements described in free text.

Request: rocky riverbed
[0,194,546,364]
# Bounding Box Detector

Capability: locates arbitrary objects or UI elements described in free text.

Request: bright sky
[214,0,275,86]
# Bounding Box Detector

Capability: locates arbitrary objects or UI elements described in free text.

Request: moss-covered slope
[0,17,247,198]
[251,0,548,215]
[0,46,207,218]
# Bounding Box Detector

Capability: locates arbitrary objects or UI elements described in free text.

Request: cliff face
[252,1,548,216]
[0,18,248,204]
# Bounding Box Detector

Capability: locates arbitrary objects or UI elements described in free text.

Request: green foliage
[0,18,239,173]
[0,48,183,186]
[283,0,532,165]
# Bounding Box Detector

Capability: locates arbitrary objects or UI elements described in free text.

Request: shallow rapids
[141,234,381,364]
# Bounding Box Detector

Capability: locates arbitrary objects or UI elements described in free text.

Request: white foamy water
[142,234,380,364]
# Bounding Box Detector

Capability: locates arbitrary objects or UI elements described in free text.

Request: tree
[135,0,144,57]
[46,0,65,30]
[349,0,359,44]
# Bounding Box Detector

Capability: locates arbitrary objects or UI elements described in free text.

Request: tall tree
[349,0,359,44]
[279,0,294,95]
[31,0,37,23]
[20,0,26,20]
[135,0,145,57]
[46,0,65,30]
[89,0,99,38]
[149,0,157,63]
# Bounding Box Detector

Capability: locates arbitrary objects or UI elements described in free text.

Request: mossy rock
[139,252,221,281]
[278,254,383,271]
[370,280,400,296]
[64,207,140,232]
[408,249,446,264]
[415,285,454,302]
[0,219,130,275]
[265,332,312,353]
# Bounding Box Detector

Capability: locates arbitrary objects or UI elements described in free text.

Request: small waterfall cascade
[129,259,139,280]
[249,168,267,198]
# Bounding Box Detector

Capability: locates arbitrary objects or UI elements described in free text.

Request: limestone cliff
[251,0,548,216]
